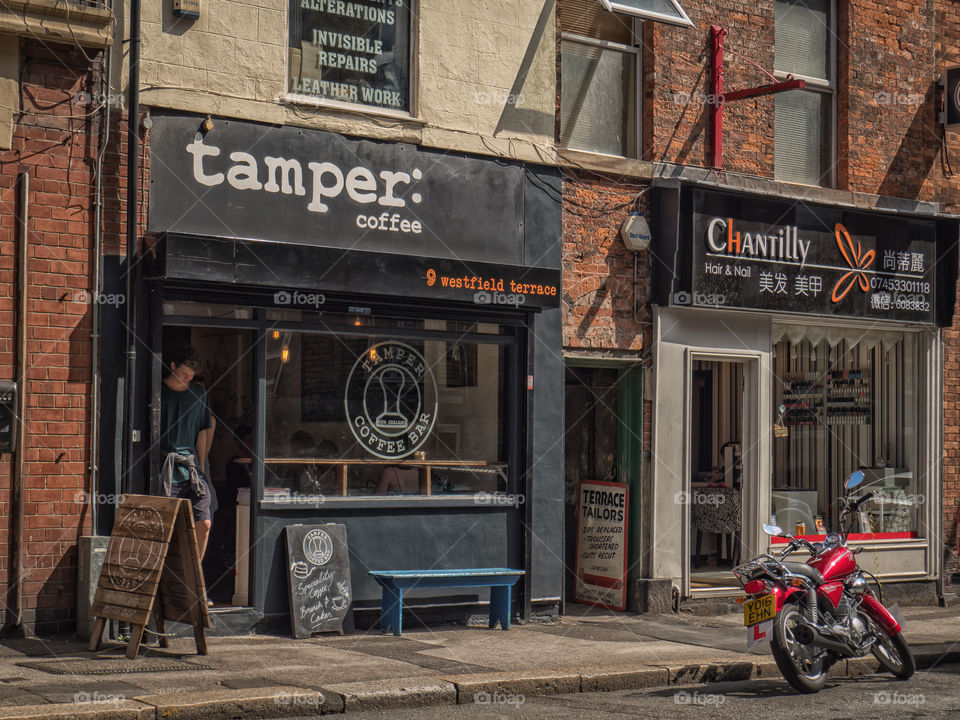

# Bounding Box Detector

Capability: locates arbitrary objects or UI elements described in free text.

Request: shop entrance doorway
[162,325,256,608]
[564,366,621,608]
[689,359,743,590]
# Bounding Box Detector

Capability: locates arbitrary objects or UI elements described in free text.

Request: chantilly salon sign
[680,188,939,324]
[148,113,529,266]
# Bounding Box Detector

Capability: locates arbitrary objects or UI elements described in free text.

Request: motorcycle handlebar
[851,491,874,509]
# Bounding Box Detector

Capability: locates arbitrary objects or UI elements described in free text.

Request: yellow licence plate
[743,593,776,627]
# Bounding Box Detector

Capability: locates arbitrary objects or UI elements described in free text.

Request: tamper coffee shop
[651,181,958,598]
[112,112,565,632]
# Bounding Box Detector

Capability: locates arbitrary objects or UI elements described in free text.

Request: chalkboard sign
[285,524,352,638]
[89,494,210,658]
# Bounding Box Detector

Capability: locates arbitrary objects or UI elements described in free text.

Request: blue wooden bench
[369,568,524,636]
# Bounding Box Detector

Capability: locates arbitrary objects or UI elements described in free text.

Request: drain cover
[17,656,213,675]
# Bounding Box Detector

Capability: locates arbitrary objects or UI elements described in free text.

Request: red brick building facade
[560,0,960,603]
[0,35,119,634]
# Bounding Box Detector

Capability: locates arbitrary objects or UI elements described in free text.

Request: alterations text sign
[288,0,410,112]
[687,189,938,323]
[575,481,628,611]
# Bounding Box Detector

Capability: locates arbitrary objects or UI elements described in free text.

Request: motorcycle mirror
[762,523,784,537]
[844,470,865,490]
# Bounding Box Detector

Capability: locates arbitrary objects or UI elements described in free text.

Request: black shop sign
[655,186,959,325]
[148,113,538,267]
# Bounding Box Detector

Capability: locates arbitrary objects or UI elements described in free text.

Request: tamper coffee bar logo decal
[345,341,438,459]
[302,529,334,566]
[693,211,935,322]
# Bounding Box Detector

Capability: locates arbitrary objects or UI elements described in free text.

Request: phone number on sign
[870,276,930,294]
[892,293,930,312]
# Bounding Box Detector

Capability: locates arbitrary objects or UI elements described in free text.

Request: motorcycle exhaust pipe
[795,623,853,656]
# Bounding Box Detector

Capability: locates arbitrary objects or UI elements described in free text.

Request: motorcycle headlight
[847,575,867,596]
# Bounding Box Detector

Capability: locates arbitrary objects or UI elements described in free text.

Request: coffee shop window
[771,324,924,539]
[286,0,413,114]
[263,322,509,499]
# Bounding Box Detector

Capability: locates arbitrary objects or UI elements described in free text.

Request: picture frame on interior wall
[445,342,478,388]
[437,424,460,456]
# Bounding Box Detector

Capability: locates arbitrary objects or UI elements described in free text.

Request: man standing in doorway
[159,346,213,558]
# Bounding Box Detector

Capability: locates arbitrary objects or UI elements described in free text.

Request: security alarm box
[0,381,15,453]
[942,66,960,127]
[173,0,200,18]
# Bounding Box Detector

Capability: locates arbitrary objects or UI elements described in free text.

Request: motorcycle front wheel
[870,623,915,679]
[770,603,828,694]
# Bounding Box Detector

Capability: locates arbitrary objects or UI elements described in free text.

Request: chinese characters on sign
[288,0,411,112]
[689,197,936,323]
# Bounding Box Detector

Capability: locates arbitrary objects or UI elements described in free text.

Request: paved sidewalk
[0,604,956,719]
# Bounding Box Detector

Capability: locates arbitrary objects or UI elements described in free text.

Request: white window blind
[559,0,633,43]
[560,39,637,157]
[775,89,829,186]
[773,0,834,186]
[774,0,829,80]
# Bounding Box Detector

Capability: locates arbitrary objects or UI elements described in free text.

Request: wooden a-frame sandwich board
[88,494,210,659]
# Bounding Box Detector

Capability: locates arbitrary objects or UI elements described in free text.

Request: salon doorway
[163,325,255,607]
[689,359,743,589]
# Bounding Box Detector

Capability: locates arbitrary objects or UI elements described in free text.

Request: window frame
[599,0,693,27]
[559,20,642,159]
[282,0,419,120]
[772,0,837,188]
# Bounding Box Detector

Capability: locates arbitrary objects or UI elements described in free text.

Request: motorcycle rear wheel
[770,604,828,694]
[870,625,915,679]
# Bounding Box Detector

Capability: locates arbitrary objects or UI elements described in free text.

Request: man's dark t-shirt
[160,381,212,481]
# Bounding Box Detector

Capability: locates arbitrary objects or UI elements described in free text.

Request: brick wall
[561,172,650,353]
[937,0,960,581]
[0,39,111,634]
[560,1,960,583]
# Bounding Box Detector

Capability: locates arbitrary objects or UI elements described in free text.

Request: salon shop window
[287,0,412,113]
[771,325,925,540]
[264,317,511,499]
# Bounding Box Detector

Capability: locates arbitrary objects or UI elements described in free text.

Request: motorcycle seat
[782,562,825,585]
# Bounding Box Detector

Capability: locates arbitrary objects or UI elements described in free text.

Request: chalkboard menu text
[285,523,353,637]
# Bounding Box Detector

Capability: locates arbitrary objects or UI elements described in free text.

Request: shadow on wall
[494,0,556,139]
[876,81,939,200]
[657,31,710,166]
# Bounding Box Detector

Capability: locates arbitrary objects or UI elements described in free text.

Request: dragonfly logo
[831,223,875,303]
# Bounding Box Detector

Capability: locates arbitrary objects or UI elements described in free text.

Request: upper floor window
[559,0,640,157]
[773,0,836,186]
[288,0,412,114]
[599,0,692,27]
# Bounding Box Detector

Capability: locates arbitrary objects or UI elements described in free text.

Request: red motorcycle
[734,471,915,693]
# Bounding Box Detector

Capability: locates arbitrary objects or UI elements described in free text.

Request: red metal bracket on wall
[710,25,805,170]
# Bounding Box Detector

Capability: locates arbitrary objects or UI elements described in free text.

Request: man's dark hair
[170,346,201,370]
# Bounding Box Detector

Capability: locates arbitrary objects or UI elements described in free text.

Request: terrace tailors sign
[575,481,628,611]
